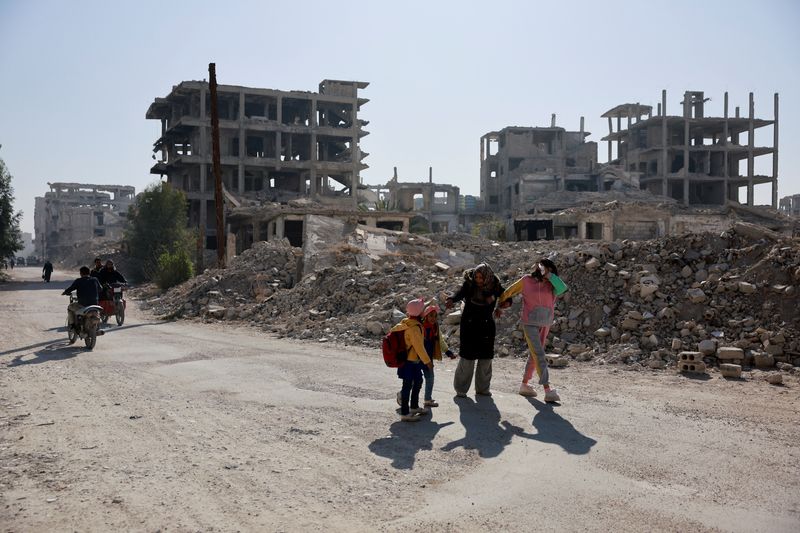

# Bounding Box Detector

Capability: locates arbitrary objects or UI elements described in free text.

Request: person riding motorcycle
[62,266,103,333]
[96,260,127,300]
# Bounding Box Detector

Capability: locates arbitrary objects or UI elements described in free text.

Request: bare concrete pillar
[200,164,207,194]
[276,96,282,124]
[551,114,556,127]
[580,116,584,137]
[772,92,779,208]
[683,178,690,205]
[311,99,317,128]
[275,131,282,164]
[616,116,622,162]
[661,90,668,196]
[607,117,613,162]
[747,93,754,196]
[723,92,728,119]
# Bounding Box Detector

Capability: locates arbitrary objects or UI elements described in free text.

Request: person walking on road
[42,260,54,282]
[497,258,568,403]
[389,298,433,422]
[446,263,505,398]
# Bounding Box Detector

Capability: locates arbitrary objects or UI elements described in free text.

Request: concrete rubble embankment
[141,224,800,377]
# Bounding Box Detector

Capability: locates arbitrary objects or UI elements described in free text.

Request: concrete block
[717,346,744,361]
[678,361,707,374]
[546,354,569,368]
[678,351,703,362]
[753,352,775,368]
[719,363,742,378]
[698,339,717,355]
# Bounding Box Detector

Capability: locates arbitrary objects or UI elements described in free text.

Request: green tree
[124,182,193,281]
[0,157,23,262]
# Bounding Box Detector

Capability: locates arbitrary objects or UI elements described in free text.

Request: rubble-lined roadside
[140,224,800,378]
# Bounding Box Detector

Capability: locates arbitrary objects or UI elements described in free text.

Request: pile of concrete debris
[144,223,800,376]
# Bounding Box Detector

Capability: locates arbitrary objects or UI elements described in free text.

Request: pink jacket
[499,275,557,326]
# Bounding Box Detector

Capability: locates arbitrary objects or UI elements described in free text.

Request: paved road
[1,266,799,532]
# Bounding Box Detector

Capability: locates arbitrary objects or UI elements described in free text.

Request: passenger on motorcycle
[62,266,103,332]
[89,257,103,279]
[96,260,127,300]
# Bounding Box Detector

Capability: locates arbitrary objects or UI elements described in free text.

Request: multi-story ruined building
[479,118,597,214]
[146,79,373,248]
[602,90,779,207]
[780,194,800,217]
[34,183,135,260]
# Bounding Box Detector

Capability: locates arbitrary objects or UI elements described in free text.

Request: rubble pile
[144,226,800,374]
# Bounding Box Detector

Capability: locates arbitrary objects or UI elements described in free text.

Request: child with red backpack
[387,298,433,422]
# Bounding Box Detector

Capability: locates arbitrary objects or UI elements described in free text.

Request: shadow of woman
[8,340,84,367]
[369,418,454,470]
[526,398,597,455]
[441,395,535,459]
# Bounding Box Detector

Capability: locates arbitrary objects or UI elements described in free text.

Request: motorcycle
[99,283,127,326]
[67,295,103,349]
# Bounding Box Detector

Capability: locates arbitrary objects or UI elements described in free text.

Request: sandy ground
[1,265,799,532]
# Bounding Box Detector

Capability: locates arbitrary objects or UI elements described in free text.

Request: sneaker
[396,391,402,406]
[410,407,430,415]
[400,413,421,422]
[475,391,492,397]
[423,400,439,407]
[518,383,537,397]
[544,389,561,403]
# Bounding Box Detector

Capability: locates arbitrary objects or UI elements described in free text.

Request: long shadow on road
[369,418,454,470]
[440,395,536,459]
[8,340,85,366]
[1,320,172,357]
[526,398,597,455]
[0,279,71,292]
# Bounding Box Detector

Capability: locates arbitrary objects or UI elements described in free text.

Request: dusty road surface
[1,266,799,532]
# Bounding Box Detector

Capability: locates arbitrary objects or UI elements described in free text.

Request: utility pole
[209,63,225,268]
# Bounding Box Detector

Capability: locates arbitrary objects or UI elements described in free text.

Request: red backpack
[382,328,409,368]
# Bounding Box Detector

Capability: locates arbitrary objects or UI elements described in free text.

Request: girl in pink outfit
[497,258,568,403]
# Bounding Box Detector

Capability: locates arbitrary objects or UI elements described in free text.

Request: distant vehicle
[26,256,40,266]
[16,257,26,266]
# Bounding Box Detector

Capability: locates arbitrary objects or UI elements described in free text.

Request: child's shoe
[410,407,430,415]
[400,413,421,422]
[518,383,537,397]
[396,391,402,406]
[544,389,561,403]
[423,400,439,407]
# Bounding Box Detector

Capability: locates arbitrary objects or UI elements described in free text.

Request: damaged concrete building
[480,90,788,242]
[602,90,779,208]
[780,194,800,218]
[34,182,135,260]
[147,79,415,253]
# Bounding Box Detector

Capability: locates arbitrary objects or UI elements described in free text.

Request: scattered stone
[717,347,744,361]
[546,354,569,368]
[698,339,717,356]
[737,282,757,294]
[686,288,707,303]
[720,363,742,378]
[766,373,783,385]
[753,352,775,368]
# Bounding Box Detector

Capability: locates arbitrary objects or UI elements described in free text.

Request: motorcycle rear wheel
[115,306,125,326]
[84,331,96,350]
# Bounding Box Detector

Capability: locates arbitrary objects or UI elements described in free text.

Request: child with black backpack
[387,298,433,422]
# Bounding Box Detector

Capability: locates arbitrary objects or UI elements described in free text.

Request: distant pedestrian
[497,258,568,403]
[9,257,14,269]
[446,263,505,397]
[389,298,433,422]
[42,260,54,282]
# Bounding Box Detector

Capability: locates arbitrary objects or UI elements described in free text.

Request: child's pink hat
[423,305,439,317]
[406,298,425,317]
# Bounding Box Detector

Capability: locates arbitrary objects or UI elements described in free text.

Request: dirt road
[1,266,799,532]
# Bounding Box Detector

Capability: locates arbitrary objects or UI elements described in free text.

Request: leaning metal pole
[209,63,226,268]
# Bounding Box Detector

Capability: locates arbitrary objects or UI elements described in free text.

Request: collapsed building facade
[780,194,800,218]
[479,90,790,241]
[34,182,135,260]
[147,79,413,252]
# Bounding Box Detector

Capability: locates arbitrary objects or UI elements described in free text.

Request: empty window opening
[490,170,497,178]
[317,102,353,128]
[94,212,104,226]
[413,193,424,210]
[586,222,604,240]
[281,98,312,126]
[284,220,304,247]
[377,220,404,231]
[434,191,449,205]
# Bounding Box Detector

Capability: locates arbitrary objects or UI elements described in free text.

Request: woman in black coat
[446,263,505,397]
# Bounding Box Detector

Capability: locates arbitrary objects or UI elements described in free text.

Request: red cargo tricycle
[99,283,127,326]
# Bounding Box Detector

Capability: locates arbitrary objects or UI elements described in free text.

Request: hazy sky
[1,0,799,234]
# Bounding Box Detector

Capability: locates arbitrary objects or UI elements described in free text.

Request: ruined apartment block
[603,90,779,207]
[367,168,460,233]
[146,79,370,248]
[780,194,800,217]
[480,118,597,215]
[34,183,135,260]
